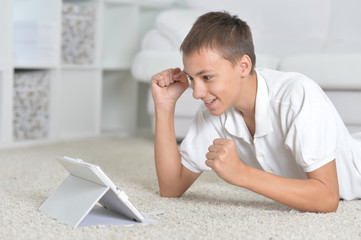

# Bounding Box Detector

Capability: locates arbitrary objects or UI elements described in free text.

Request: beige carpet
[1,136,361,240]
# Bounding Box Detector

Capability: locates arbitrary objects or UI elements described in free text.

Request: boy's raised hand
[151,68,188,110]
[205,138,245,186]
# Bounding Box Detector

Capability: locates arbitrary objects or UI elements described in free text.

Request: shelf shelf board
[102,65,130,71]
[103,0,134,5]
[14,65,58,70]
[104,0,175,9]
[0,137,65,149]
[61,65,100,71]
[138,0,175,9]
[0,64,7,71]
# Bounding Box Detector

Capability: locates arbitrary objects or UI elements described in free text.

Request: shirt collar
[224,70,273,140]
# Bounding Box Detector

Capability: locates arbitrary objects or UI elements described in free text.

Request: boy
[150,11,361,213]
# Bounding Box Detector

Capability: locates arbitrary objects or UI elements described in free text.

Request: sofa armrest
[279,53,361,90]
[131,50,183,83]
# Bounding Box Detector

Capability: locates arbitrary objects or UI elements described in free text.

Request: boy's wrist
[154,103,176,115]
[235,164,251,188]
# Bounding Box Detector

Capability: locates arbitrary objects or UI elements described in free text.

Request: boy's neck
[235,71,257,118]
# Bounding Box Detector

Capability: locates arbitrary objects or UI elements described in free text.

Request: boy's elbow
[326,196,339,213]
[159,191,183,198]
[159,189,183,198]
[317,195,339,213]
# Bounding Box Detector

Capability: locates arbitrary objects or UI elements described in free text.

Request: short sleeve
[284,80,338,172]
[179,106,225,173]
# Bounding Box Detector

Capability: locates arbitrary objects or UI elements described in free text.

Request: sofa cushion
[155,9,205,49]
[140,29,173,51]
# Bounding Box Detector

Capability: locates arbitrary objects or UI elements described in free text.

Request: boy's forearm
[239,164,339,213]
[154,107,184,196]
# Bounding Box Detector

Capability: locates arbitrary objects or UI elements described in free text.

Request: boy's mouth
[204,98,217,105]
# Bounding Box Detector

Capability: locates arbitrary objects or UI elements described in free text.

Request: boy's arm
[240,159,339,213]
[206,138,339,213]
[154,106,200,197]
[151,68,201,197]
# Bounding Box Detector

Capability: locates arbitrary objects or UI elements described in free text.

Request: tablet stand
[39,174,110,228]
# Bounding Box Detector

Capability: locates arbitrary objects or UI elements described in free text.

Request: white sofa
[132,0,361,138]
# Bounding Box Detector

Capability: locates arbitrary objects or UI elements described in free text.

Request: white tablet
[56,156,144,223]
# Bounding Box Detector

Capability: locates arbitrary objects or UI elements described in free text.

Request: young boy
[150,11,361,213]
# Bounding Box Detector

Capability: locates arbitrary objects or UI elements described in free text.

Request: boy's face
[183,48,244,116]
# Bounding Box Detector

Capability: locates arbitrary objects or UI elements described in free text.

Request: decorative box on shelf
[13,21,58,67]
[13,70,50,141]
[62,3,97,65]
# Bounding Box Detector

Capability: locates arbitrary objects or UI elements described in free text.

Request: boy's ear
[238,55,253,76]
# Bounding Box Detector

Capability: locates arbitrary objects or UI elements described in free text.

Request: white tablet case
[39,156,145,228]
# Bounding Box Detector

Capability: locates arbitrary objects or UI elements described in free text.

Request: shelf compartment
[13,0,60,67]
[13,21,59,67]
[0,0,12,66]
[0,71,3,143]
[56,69,101,138]
[101,70,137,135]
[61,2,98,66]
[102,3,139,69]
[13,70,51,141]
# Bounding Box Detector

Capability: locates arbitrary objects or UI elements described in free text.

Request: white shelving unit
[0,0,180,147]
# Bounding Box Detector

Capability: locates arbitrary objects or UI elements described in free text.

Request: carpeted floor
[1,136,361,240]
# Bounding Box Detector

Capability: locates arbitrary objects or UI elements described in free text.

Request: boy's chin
[208,108,226,116]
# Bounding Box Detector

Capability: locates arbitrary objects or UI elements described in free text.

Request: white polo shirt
[180,68,361,200]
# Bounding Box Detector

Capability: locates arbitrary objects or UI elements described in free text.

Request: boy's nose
[192,81,207,100]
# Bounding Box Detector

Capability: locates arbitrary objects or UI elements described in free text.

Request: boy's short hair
[180,11,256,71]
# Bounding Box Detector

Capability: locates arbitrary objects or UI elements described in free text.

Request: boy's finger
[205,151,217,160]
[205,159,214,169]
[173,71,184,81]
[213,138,231,146]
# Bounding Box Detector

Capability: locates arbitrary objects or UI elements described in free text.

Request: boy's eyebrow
[183,69,213,76]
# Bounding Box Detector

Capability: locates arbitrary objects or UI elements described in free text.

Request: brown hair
[180,11,256,71]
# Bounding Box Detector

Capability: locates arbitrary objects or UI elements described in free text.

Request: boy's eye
[187,76,193,81]
[203,76,212,81]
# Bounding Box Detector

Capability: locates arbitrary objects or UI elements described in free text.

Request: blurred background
[0,0,360,147]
